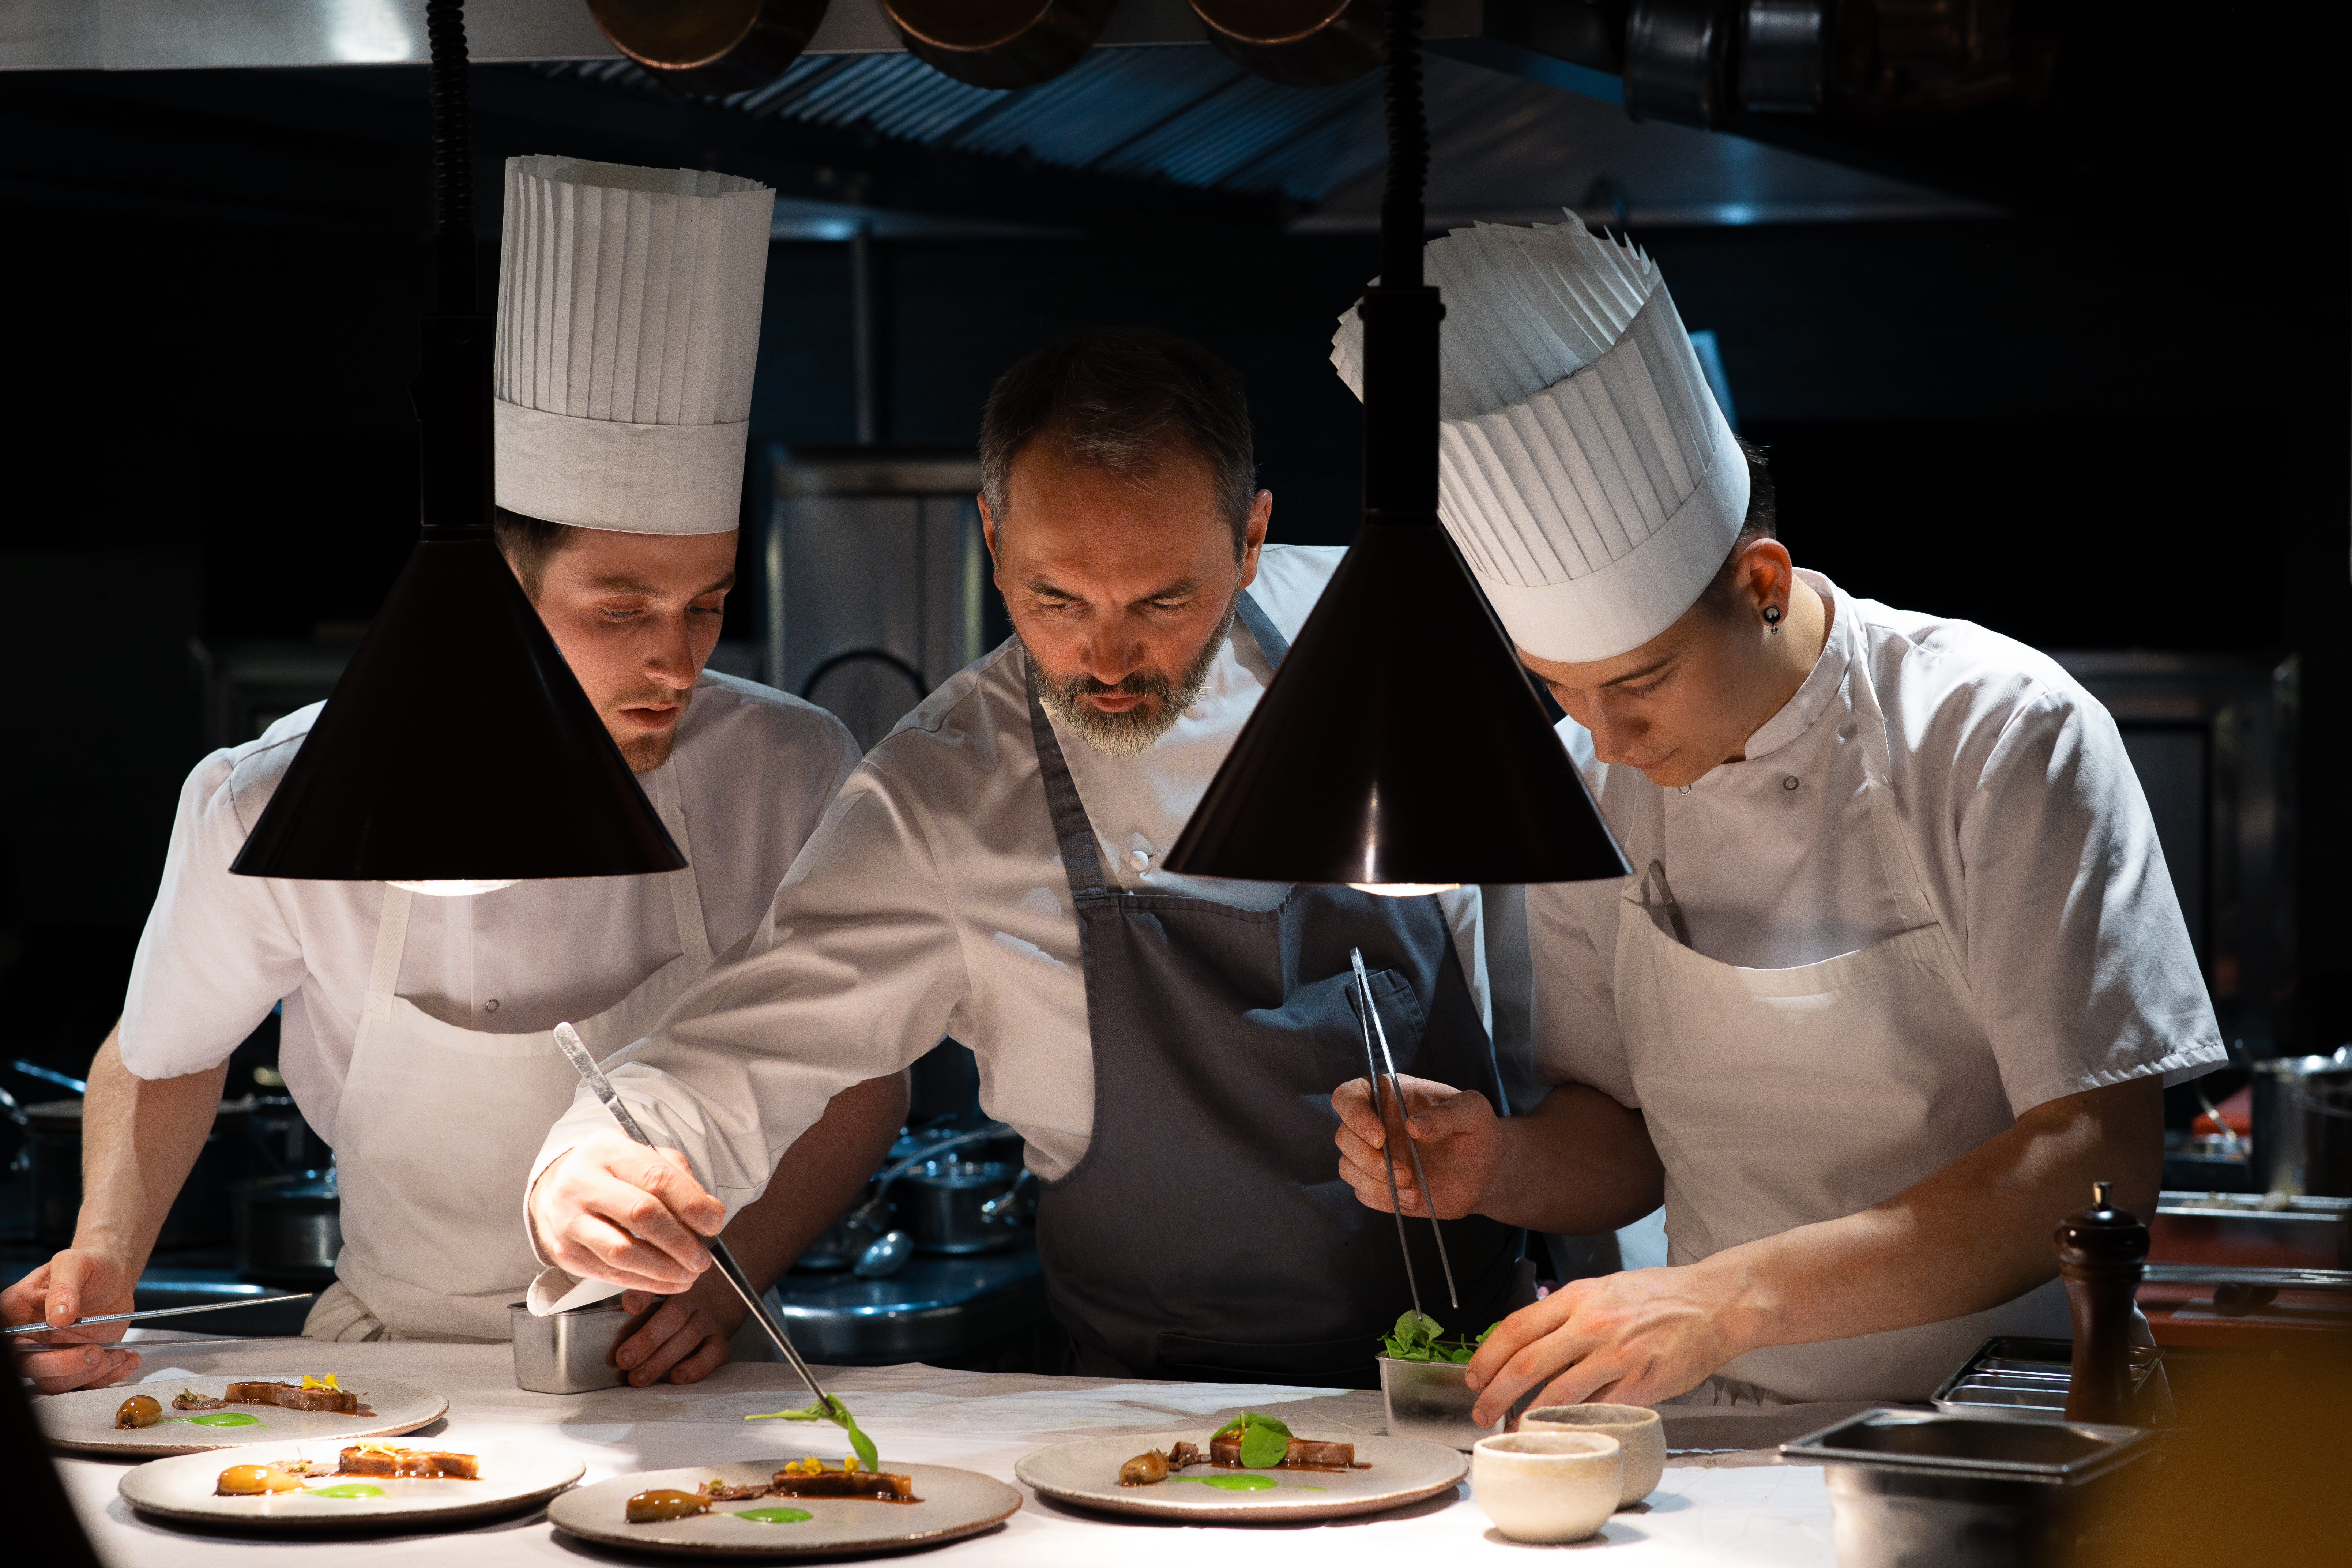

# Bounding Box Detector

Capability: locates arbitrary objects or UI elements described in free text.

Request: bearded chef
[522,328,1520,1385]
[1328,218,2226,1417]
[4,156,903,1394]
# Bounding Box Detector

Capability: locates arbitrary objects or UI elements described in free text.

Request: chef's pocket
[1343,966,1429,1057]
[1155,1332,1380,1390]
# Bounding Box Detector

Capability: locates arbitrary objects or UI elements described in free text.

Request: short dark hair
[492,506,578,597]
[978,328,1257,555]
[1699,436,1779,612]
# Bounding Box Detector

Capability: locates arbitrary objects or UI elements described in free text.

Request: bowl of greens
[1377,1311,1504,1451]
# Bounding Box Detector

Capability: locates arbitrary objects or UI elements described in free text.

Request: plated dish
[1017,1425,1467,1523]
[118,1439,584,1529]
[38,1373,449,1456]
[548,1460,1021,1558]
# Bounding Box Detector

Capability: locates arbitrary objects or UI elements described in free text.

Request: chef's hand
[529,1132,725,1295]
[613,1271,742,1387]
[1463,1267,1750,1425]
[1,1247,143,1394]
[1331,1073,1507,1220]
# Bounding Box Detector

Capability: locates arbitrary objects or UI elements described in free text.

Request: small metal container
[509,1298,648,1394]
[1378,1356,1502,1450]
[1784,1408,2156,1568]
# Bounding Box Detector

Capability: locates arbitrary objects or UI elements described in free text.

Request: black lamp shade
[230,533,684,882]
[1163,522,1629,886]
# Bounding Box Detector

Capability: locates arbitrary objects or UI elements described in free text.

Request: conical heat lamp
[232,0,682,886]
[1162,3,1627,890]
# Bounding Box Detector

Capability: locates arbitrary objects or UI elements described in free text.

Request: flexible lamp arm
[1359,2,1441,531]
[418,0,492,544]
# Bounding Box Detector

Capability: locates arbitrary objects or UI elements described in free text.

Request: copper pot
[884,0,1117,90]
[1192,0,1387,87]
[588,0,829,94]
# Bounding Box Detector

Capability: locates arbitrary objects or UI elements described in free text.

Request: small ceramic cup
[1521,1402,1666,1506]
[1469,1431,1623,1544]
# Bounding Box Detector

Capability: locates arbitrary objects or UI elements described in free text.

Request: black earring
[1762,605,1783,633]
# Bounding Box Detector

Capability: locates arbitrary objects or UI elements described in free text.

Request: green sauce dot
[187,1412,264,1427]
[305,1484,386,1499]
[732,1507,814,1524]
[1170,1473,1276,1492]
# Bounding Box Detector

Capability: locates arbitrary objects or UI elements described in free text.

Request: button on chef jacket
[1529,571,2225,1151]
[116,670,861,1141]
[529,545,1489,1226]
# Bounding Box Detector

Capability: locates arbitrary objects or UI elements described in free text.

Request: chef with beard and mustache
[523,327,1522,1385]
[5,156,904,1392]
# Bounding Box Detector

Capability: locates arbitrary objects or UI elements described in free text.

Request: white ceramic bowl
[1470,1430,1623,1543]
[1521,1402,1665,1505]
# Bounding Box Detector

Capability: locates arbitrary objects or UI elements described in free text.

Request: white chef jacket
[531,544,1488,1208]
[118,670,861,1142]
[1529,572,2226,1117]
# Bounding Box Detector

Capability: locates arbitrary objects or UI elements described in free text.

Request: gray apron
[1029,592,1520,1388]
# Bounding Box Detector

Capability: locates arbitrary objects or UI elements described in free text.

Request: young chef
[1326,217,2227,1415]
[523,327,1520,1385]
[4,156,901,1393]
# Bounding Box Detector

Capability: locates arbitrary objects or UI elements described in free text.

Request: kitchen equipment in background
[27,1097,252,1251]
[884,0,1116,89]
[229,1167,342,1288]
[1932,1337,2165,1424]
[1783,1409,2157,1568]
[190,638,358,751]
[509,1296,652,1394]
[585,0,826,93]
[2153,1190,2352,1270]
[1193,0,1386,86]
[812,1124,1032,1279]
[766,1244,1048,1366]
[2249,1046,2352,1197]
[765,445,995,752]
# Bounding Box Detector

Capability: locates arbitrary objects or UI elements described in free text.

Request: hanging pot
[587,0,830,94]
[883,0,1117,90]
[1191,0,1387,87]
[2251,1046,2352,1197]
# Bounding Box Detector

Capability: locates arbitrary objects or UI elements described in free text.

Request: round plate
[118,1439,583,1530]
[548,1460,1020,1558]
[38,1373,449,1456]
[1016,1427,1466,1523]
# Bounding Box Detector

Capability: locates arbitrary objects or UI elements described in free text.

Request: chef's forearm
[1482,1082,1665,1234]
[74,1026,229,1272]
[708,1070,910,1294]
[1699,1075,2164,1357]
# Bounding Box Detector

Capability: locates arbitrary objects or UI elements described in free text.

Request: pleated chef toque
[1332,216,1748,663]
[494,155,776,534]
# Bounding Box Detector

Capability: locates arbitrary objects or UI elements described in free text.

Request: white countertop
[48,1339,1842,1565]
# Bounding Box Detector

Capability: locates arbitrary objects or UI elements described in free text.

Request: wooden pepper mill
[2055,1179,2149,1425]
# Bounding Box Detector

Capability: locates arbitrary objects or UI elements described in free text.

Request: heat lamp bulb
[388,880,519,898]
[1349,883,1460,897]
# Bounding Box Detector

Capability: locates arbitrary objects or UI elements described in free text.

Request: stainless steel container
[2251,1046,2352,1197]
[900,1158,1032,1255]
[1930,1335,2165,1424]
[1378,1357,1502,1450]
[509,1298,650,1394]
[1784,1409,2156,1568]
[230,1167,342,1287]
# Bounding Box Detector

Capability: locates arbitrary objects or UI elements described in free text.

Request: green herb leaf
[745,1396,879,1471]
[1238,1422,1290,1468]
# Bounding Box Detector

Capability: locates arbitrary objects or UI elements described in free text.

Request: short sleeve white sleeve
[117,742,308,1080]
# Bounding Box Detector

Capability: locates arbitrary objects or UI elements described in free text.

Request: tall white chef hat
[1332,216,1749,663]
[494,155,777,535]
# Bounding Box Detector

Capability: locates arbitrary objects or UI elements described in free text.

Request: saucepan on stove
[2251,1045,2352,1197]
[796,1125,1032,1276]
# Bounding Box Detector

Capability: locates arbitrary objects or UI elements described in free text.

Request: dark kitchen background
[0,4,2341,1340]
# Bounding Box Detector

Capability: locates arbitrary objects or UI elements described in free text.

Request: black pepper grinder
[2055,1179,2149,1425]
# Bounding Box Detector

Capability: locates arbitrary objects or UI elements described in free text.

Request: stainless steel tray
[1783,1407,2156,1485]
[1930,1335,2161,1424]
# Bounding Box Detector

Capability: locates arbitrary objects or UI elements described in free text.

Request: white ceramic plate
[117,1439,584,1530]
[1016,1427,1466,1523]
[37,1373,449,1456]
[547,1460,1021,1558]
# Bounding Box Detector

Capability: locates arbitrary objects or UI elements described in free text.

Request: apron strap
[1233,589,1289,666]
[366,884,414,1011]
[1026,590,1278,900]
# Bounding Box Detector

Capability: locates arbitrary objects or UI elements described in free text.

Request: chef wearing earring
[1328,217,2225,1414]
